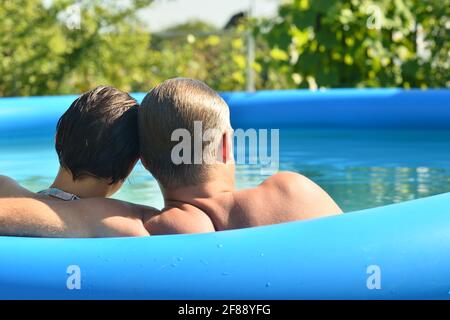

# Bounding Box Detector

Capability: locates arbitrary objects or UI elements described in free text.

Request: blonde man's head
[138,78,232,188]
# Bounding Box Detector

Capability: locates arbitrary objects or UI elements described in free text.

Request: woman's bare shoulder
[71,198,159,236]
[0,175,34,197]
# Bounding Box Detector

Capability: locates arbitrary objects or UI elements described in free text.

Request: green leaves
[270,48,289,61]
[0,0,154,97]
[260,0,447,88]
[0,0,446,96]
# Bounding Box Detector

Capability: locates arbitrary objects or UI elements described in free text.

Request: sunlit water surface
[1,129,449,212]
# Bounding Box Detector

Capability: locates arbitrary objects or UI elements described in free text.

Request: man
[0,86,157,237]
[140,78,342,235]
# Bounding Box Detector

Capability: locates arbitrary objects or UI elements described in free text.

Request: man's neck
[51,168,112,198]
[161,165,236,210]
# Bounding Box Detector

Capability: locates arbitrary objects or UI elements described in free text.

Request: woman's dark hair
[55,86,139,184]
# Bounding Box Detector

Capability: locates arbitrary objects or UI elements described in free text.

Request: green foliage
[404,0,450,88]
[150,21,249,91]
[0,0,154,97]
[0,0,447,96]
[258,0,449,88]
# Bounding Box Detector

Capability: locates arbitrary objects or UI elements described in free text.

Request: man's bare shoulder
[144,206,215,236]
[258,171,343,218]
[260,171,319,194]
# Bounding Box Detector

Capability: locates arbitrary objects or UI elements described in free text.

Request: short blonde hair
[138,78,231,188]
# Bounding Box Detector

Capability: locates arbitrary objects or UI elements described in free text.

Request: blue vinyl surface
[1,193,450,299]
[0,89,450,299]
[1,88,449,134]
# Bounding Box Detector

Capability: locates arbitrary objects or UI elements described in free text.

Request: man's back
[146,172,342,235]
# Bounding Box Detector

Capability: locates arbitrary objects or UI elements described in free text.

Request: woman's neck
[51,167,113,198]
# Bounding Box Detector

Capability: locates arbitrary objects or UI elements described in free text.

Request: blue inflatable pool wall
[0,88,450,299]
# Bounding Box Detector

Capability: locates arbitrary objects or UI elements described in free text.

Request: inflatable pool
[0,88,450,299]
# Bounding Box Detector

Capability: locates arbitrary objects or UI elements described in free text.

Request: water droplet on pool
[222,272,231,276]
[266,282,271,288]
[260,253,265,257]
[217,244,223,248]
[177,257,184,262]
[171,263,177,268]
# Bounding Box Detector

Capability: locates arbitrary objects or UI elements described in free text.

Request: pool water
[1,129,450,212]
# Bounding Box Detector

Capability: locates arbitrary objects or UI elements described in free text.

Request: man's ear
[222,131,232,163]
